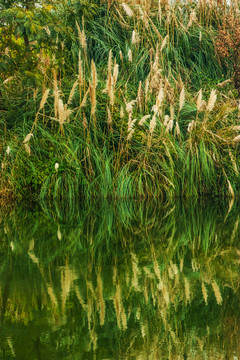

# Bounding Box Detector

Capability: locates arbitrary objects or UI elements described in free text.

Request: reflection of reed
[113,282,127,331]
[96,270,105,326]
[0,199,239,358]
[61,266,77,311]
[201,281,208,305]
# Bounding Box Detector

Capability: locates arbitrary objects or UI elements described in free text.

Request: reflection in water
[0,199,239,359]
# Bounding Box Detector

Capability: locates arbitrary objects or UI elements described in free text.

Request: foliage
[215,14,240,94]
[0,0,240,201]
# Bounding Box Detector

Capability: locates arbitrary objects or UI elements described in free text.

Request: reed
[1,0,240,201]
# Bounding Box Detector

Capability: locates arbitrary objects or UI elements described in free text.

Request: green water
[0,199,239,359]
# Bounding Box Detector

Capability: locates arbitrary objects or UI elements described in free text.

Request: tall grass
[0,0,240,201]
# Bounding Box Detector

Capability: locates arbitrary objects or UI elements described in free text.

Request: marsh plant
[1,0,240,200]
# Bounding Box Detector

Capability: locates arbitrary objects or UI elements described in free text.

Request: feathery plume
[138,7,149,28]
[187,120,195,133]
[67,80,78,105]
[149,113,157,136]
[175,121,181,136]
[120,106,124,119]
[227,178,235,197]
[23,133,33,144]
[76,20,86,50]
[3,76,15,84]
[179,87,185,111]
[39,88,50,110]
[164,115,170,127]
[170,105,174,120]
[107,50,112,87]
[119,50,123,62]
[145,77,149,103]
[58,98,65,124]
[82,112,88,129]
[217,78,232,88]
[156,86,164,110]
[91,59,98,89]
[78,51,83,87]
[109,79,114,106]
[197,89,203,111]
[128,118,137,133]
[24,143,31,156]
[166,119,174,132]
[187,10,198,27]
[89,81,97,116]
[127,129,135,141]
[122,3,134,17]
[53,70,59,118]
[128,49,132,62]
[132,30,139,45]
[206,89,217,112]
[107,106,112,126]
[80,88,89,108]
[233,134,240,142]
[113,63,119,86]
[126,100,136,113]
[160,35,168,52]
[137,81,142,105]
[232,125,240,131]
[139,115,151,126]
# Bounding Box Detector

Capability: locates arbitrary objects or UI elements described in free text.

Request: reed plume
[39,88,50,110]
[67,80,78,105]
[78,51,83,88]
[24,144,31,156]
[23,133,33,144]
[206,89,217,112]
[139,115,151,126]
[128,49,133,62]
[122,3,134,17]
[197,89,203,111]
[160,35,168,52]
[89,60,98,117]
[179,87,185,111]
[76,20,87,50]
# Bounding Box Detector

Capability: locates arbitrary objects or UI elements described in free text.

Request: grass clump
[1,0,240,201]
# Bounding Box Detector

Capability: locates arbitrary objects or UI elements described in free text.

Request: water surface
[0,199,239,359]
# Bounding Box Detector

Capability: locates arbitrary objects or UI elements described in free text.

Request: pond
[0,199,239,359]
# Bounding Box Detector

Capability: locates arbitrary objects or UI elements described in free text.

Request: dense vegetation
[1,0,240,201]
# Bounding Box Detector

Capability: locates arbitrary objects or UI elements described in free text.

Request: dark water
[0,199,239,359]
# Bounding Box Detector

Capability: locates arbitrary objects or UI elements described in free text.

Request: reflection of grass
[0,199,239,358]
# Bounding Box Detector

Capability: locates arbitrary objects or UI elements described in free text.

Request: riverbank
[1,1,240,202]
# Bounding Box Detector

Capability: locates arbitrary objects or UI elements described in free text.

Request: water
[0,199,239,359]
